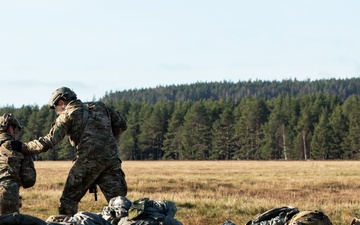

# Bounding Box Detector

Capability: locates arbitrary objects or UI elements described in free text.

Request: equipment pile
[0,196,183,225]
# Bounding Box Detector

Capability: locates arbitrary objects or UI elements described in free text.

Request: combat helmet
[49,87,77,109]
[0,113,22,132]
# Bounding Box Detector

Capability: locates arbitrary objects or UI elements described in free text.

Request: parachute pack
[127,198,153,221]
[0,203,336,225]
[0,196,183,225]
[223,206,333,225]
[245,206,299,225]
[286,210,332,225]
[45,196,183,225]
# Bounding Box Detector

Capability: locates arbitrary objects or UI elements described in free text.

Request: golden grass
[20,160,360,225]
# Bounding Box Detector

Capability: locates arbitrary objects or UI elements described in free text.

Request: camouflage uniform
[0,115,36,215]
[25,99,128,216]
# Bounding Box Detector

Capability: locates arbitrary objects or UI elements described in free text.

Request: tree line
[102,78,360,103]
[1,78,360,160]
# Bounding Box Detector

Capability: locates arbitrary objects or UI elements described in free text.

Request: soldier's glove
[21,143,30,155]
[10,140,23,152]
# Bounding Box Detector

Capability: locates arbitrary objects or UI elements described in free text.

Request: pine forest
[2,78,360,161]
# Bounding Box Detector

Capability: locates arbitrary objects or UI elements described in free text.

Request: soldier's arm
[24,114,69,154]
[24,136,54,154]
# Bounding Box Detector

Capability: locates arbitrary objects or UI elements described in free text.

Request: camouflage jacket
[26,100,127,160]
[0,133,36,189]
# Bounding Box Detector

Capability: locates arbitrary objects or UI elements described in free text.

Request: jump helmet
[0,113,22,132]
[49,87,77,109]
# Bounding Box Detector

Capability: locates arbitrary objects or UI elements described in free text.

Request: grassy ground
[20,160,360,225]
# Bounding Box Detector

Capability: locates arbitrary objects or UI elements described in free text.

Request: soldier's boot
[58,197,78,216]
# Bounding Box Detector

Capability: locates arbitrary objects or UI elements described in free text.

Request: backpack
[246,206,299,225]
[285,210,332,225]
[128,198,150,220]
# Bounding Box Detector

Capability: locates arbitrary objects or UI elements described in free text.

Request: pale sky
[0,0,359,108]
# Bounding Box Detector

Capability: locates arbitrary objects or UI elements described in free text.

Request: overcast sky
[0,0,359,107]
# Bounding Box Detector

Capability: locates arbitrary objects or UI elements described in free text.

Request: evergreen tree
[21,106,41,142]
[0,105,16,117]
[310,109,331,159]
[210,105,235,160]
[162,101,192,159]
[114,100,132,119]
[342,96,360,159]
[136,103,157,159]
[275,95,300,160]
[15,105,35,137]
[262,95,295,159]
[233,97,268,159]
[119,102,143,160]
[180,101,212,160]
[37,106,60,160]
[138,102,170,160]
[296,95,316,160]
[328,104,347,159]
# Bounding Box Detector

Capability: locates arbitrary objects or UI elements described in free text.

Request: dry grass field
[20,160,360,225]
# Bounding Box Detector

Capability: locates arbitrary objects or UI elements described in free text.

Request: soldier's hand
[21,143,30,155]
[10,140,23,152]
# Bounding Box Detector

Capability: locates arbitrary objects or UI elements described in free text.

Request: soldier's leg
[58,159,99,215]
[0,185,21,215]
[0,200,19,215]
[97,159,127,202]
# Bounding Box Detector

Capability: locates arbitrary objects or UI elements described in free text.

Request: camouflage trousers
[0,182,21,215]
[58,157,127,216]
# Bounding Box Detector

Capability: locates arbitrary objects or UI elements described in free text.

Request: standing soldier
[0,113,36,215]
[22,87,128,216]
